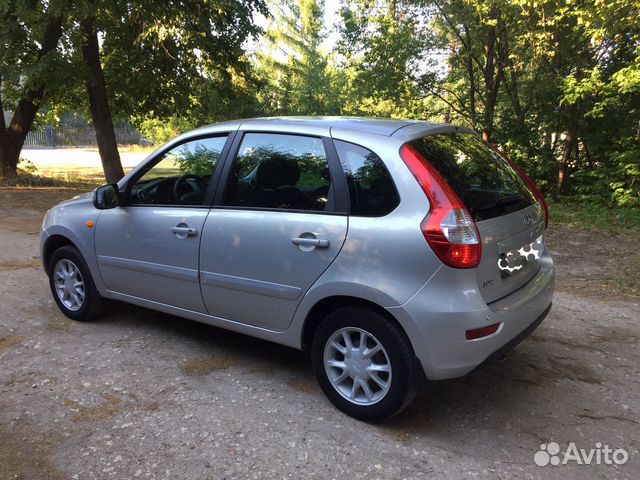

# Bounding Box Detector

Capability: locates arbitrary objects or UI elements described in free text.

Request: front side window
[129,136,228,206]
[334,140,399,217]
[222,133,332,212]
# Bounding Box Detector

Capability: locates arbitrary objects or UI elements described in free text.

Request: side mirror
[93,183,121,209]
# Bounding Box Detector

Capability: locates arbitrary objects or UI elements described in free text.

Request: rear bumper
[475,302,550,369]
[387,254,554,380]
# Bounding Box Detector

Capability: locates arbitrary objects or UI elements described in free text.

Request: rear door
[408,133,545,303]
[199,132,348,331]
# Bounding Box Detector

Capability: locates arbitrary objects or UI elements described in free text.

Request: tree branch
[434,2,484,71]
[424,84,475,125]
[7,14,62,145]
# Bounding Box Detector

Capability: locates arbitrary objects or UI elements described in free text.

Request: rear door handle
[171,226,198,236]
[292,237,330,248]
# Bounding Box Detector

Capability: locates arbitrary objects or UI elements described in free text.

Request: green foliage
[176,145,219,177]
[93,0,267,122]
[17,158,38,175]
[3,0,639,206]
[336,0,429,118]
[135,116,196,146]
[413,0,640,206]
[609,142,640,208]
[0,0,72,110]
[255,0,338,115]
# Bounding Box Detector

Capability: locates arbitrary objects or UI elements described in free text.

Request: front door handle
[292,237,330,248]
[171,225,198,237]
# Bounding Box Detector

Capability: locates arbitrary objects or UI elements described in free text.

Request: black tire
[48,245,106,321]
[311,306,417,421]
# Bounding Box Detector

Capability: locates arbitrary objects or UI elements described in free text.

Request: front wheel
[311,306,417,421]
[48,245,106,321]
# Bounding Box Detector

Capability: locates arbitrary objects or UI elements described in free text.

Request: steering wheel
[173,174,201,203]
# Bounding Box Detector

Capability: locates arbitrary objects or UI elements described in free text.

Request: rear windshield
[409,133,537,221]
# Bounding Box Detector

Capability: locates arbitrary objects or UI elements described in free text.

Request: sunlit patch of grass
[16,166,133,188]
[548,199,640,233]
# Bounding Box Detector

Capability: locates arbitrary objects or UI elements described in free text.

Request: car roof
[190,116,469,139]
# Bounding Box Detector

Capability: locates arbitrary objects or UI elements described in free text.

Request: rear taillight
[492,147,549,228]
[399,144,481,269]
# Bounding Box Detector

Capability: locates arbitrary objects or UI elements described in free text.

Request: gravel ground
[1,187,638,479]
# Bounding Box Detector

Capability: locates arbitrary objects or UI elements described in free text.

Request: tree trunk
[0,139,19,184]
[482,30,495,144]
[81,16,124,184]
[0,144,14,183]
[463,25,477,127]
[481,18,504,145]
[555,161,568,198]
[0,16,62,183]
[555,104,579,198]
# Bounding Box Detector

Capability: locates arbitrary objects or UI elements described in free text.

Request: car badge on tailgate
[523,213,536,226]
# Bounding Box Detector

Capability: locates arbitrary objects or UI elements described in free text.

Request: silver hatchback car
[41,117,554,420]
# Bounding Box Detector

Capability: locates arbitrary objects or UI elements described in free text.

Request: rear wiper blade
[478,194,521,211]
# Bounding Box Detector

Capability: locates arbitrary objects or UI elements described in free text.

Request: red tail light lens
[492,147,549,228]
[399,144,481,269]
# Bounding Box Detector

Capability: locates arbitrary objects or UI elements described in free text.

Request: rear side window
[334,140,399,217]
[409,134,536,221]
[222,133,332,212]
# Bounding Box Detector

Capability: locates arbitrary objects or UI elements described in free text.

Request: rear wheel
[48,246,106,321]
[311,306,417,421]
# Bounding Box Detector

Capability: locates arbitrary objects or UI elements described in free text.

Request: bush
[17,158,38,175]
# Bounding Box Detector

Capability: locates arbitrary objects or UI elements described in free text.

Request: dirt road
[1,187,638,479]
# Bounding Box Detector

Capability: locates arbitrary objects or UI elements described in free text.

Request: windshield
[408,133,537,221]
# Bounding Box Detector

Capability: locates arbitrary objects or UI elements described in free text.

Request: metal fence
[24,125,141,148]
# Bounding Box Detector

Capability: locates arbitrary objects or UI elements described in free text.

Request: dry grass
[63,395,133,423]
[16,166,127,188]
[179,355,237,376]
[0,334,25,350]
[285,377,317,394]
[0,423,65,480]
[63,394,160,423]
[0,258,41,272]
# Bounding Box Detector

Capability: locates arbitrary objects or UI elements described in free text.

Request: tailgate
[407,132,546,303]
[475,202,546,303]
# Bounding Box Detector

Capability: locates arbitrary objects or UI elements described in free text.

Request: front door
[199,132,348,330]
[95,134,229,312]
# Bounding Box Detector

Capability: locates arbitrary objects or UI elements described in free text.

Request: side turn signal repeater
[85,220,95,228]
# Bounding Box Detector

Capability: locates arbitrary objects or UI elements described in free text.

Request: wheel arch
[300,295,414,357]
[43,234,79,274]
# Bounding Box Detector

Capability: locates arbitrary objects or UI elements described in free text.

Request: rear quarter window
[334,140,399,217]
[408,133,537,221]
